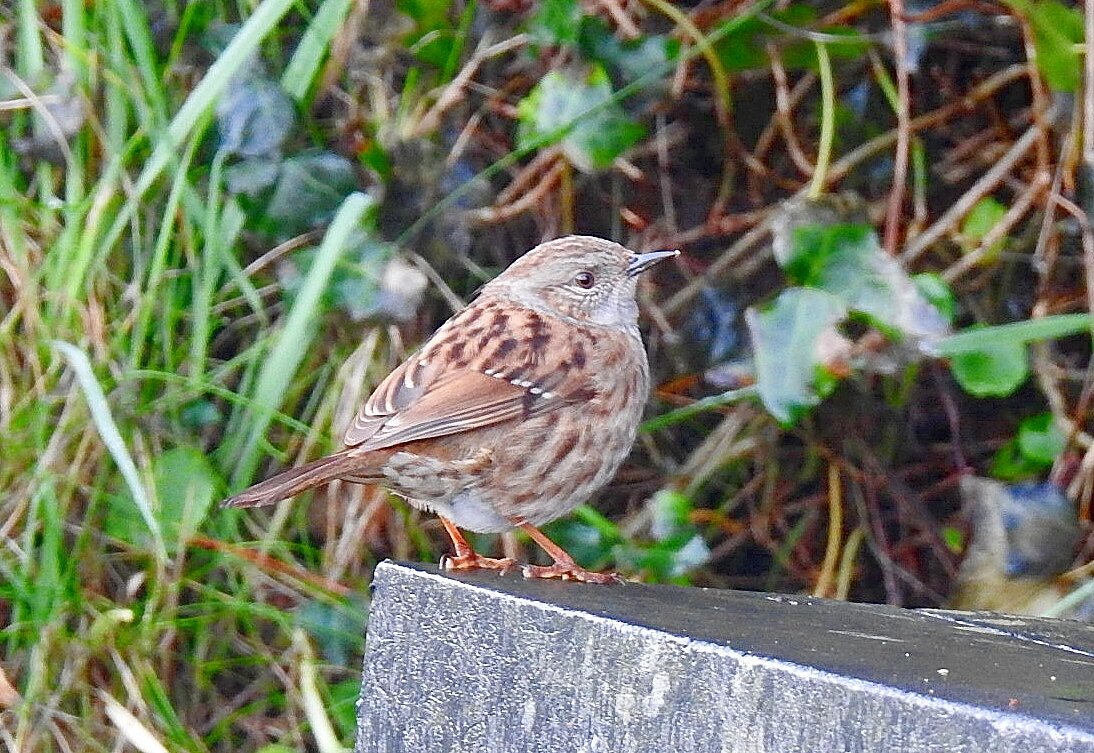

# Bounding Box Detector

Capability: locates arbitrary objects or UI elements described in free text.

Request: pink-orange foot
[441,552,517,573]
[518,522,623,584]
[439,516,516,574]
[522,561,623,584]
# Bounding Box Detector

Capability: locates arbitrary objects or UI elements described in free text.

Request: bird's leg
[438,517,516,573]
[518,523,623,584]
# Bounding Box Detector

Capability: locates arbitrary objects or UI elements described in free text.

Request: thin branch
[883,0,911,254]
[807,41,835,199]
[1086,0,1094,166]
[411,34,529,138]
[942,171,1049,283]
[664,65,1036,314]
[766,46,817,177]
[902,106,1056,263]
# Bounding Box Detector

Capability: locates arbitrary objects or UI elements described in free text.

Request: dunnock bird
[223,235,676,583]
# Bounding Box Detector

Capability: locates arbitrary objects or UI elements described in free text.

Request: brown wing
[352,368,569,450]
[342,354,431,447]
[343,298,599,451]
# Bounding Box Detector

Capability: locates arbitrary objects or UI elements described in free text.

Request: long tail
[222,447,380,508]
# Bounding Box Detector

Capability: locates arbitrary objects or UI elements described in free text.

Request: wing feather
[341,299,596,451]
[343,356,429,446]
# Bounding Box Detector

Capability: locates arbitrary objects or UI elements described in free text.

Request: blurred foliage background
[2,0,1094,749]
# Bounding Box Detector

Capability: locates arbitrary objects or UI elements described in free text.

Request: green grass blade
[16,0,45,79]
[641,386,759,433]
[127,128,201,368]
[935,314,1094,355]
[133,0,298,198]
[281,0,354,102]
[1044,578,1094,618]
[189,149,229,387]
[230,192,376,488]
[51,341,166,562]
[111,0,171,125]
[78,0,295,313]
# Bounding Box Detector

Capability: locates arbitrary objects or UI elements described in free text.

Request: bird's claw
[521,562,623,584]
[441,553,517,574]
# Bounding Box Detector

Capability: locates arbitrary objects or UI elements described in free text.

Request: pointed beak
[626,249,679,277]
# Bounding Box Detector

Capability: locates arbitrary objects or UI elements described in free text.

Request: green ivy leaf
[517,65,645,171]
[577,17,679,83]
[712,6,868,72]
[614,536,708,583]
[544,506,622,571]
[912,273,956,325]
[961,196,1008,257]
[780,26,870,70]
[528,0,583,46]
[1017,412,1065,465]
[1004,0,1084,92]
[296,597,367,667]
[649,490,694,541]
[646,491,710,580]
[990,439,1040,481]
[713,5,816,71]
[217,78,295,158]
[747,288,848,425]
[225,157,281,197]
[950,335,1029,397]
[153,447,219,551]
[106,447,220,551]
[776,216,948,342]
[264,151,358,235]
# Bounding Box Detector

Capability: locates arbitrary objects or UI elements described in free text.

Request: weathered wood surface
[356,561,1094,753]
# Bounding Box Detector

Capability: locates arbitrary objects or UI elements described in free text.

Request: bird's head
[485,235,677,328]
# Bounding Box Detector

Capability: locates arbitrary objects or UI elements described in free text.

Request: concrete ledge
[355,561,1094,753]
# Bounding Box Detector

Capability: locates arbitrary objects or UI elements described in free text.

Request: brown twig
[753,71,816,167]
[192,535,351,597]
[830,64,1032,186]
[466,156,566,226]
[495,146,564,205]
[902,105,1056,264]
[942,171,1050,283]
[412,34,529,138]
[596,0,642,39]
[1031,116,1075,288]
[654,112,678,234]
[883,0,911,255]
[766,46,819,178]
[1013,11,1052,173]
[663,64,1035,315]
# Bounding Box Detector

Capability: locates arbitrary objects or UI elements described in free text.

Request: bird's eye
[573,271,595,289]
